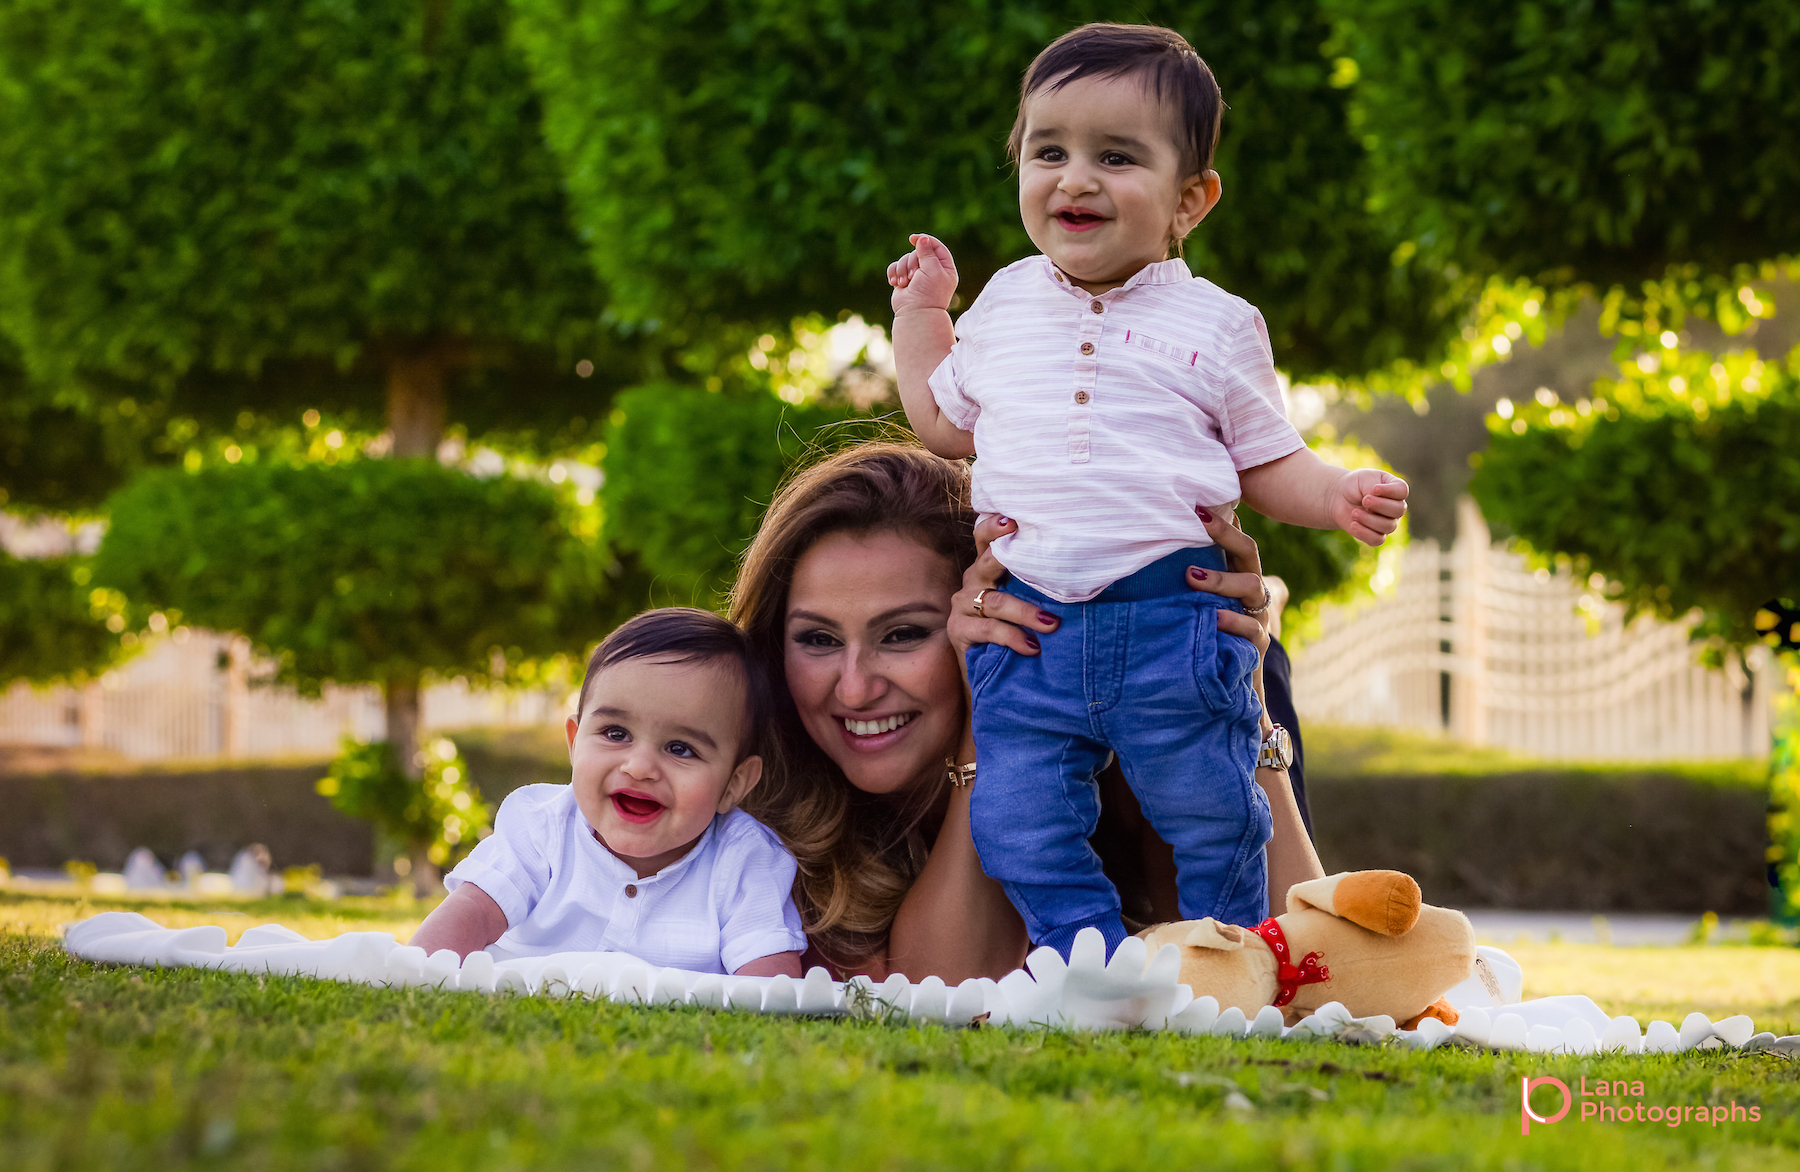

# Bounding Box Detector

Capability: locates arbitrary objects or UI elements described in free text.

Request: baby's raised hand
[888,233,959,315]
[1333,468,1409,546]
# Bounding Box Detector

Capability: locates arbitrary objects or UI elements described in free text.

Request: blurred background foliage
[509,0,1462,380]
[316,734,489,894]
[91,459,616,696]
[1327,0,1800,292]
[0,0,1788,659]
[600,385,881,608]
[1471,344,1800,654]
[0,0,625,462]
[0,554,129,688]
[0,0,1795,875]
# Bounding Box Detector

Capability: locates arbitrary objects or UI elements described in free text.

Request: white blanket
[63,913,1799,1057]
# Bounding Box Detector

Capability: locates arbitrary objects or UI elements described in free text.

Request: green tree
[0,0,621,459]
[511,0,1457,378]
[1469,347,1800,740]
[601,386,878,607]
[0,553,130,688]
[1327,0,1800,290]
[316,735,491,886]
[93,458,618,887]
[1238,511,1365,615]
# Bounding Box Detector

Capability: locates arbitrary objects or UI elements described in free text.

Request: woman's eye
[793,629,841,649]
[665,741,696,760]
[883,625,930,645]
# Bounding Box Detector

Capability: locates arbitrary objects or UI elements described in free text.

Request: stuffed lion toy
[1138,870,1476,1028]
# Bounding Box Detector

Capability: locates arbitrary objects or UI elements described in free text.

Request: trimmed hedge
[3,728,1772,912]
[1302,725,1770,915]
[1309,770,1769,915]
[0,734,564,877]
[0,763,372,876]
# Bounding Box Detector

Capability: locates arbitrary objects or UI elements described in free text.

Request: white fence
[0,629,569,761]
[1290,498,1776,760]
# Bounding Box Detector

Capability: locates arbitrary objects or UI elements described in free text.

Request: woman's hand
[1184,507,1275,733]
[946,515,1059,661]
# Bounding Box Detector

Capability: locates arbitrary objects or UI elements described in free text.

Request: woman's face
[784,529,965,796]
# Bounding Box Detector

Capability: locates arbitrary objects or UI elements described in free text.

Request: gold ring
[972,588,990,616]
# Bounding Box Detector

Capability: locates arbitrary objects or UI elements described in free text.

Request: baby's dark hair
[576,607,772,761]
[1006,23,1223,180]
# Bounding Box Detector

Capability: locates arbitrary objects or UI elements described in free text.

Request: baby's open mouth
[1056,209,1105,228]
[840,712,915,737]
[611,791,664,821]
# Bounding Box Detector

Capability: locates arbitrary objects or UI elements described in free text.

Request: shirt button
[624,884,638,898]
[1074,390,1090,404]
[1054,271,1065,282]
[1079,342,1094,355]
[1090,300,1104,313]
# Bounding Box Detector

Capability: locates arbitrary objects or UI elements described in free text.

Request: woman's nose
[833,646,888,709]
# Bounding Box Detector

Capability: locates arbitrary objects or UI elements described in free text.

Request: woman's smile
[837,710,918,748]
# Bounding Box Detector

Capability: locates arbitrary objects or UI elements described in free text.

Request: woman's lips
[610,791,664,823]
[835,711,918,753]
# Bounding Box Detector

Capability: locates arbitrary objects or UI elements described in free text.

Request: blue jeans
[965,546,1271,960]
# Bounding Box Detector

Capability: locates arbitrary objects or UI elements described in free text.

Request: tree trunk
[386,346,451,459]
[1736,648,1759,758]
[384,674,440,897]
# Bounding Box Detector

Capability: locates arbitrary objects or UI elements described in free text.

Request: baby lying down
[410,608,806,978]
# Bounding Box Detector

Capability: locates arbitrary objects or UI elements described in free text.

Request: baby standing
[888,24,1407,959]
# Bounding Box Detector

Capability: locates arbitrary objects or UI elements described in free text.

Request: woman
[732,442,1322,981]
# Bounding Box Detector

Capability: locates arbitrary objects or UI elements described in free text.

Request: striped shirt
[446,785,806,973]
[929,255,1305,603]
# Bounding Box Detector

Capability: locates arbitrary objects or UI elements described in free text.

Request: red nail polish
[1037,610,1058,625]
[1190,567,1208,580]
[1024,633,1040,650]
[1196,507,1214,522]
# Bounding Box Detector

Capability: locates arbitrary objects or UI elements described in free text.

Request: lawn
[3,890,1797,1171]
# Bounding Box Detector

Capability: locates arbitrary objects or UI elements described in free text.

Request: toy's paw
[1399,996,1459,1030]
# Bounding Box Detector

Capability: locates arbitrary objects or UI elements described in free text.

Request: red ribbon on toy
[1252,918,1330,1008]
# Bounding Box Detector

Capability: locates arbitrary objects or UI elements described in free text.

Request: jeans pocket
[965,642,1009,699]
[1192,605,1257,715]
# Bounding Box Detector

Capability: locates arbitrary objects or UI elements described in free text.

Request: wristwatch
[1257,724,1294,771]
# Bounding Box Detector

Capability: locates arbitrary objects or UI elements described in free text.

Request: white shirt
[446,784,807,973]
[929,255,1305,602]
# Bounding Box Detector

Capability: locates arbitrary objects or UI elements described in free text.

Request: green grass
[3,894,1799,1170]
[1305,723,1770,787]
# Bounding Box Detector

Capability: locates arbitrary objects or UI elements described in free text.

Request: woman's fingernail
[1195,506,1214,522]
[1190,567,1208,580]
[1024,633,1040,650]
[999,516,1013,526]
[1037,610,1058,626]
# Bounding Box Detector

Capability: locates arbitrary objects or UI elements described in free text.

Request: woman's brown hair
[729,441,976,969]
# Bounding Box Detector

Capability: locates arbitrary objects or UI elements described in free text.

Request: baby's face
[565,656,761,877]
[1016,73,1219,294]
